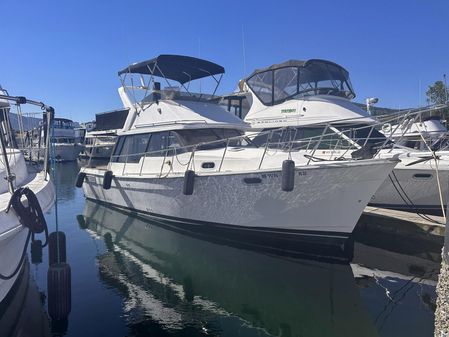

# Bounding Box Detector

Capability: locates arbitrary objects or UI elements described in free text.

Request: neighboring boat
[79,199,380,337]
[27,117,81,162]
[0,89,55,305]
[380,114,448,151]
[74,125,86,147]
[80,130,117,160]
[78,54,398,255]
[235,58,449,215]
[79,108,128,160]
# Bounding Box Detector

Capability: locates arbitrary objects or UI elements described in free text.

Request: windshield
[246,61,355,106]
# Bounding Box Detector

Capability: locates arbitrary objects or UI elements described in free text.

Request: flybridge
[244,59,356,106]
[118,54,225,103]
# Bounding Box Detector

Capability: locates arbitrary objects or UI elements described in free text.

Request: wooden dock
[362,206,445,236]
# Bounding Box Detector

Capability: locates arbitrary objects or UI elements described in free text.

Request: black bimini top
[118,54,225,84]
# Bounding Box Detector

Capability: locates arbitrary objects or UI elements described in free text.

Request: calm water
[0,162,442,337]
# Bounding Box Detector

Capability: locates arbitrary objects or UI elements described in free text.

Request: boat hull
[82,159,397,250]
[370,160,449,215]
[0,172,55,304]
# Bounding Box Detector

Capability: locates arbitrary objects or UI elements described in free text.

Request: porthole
[413,173,432,179]
[201,162,215,169]
[243,177,262,184]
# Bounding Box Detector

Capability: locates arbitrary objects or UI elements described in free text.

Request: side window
[125,133,150,163]
[111,134,149,163]
[167,131,184,154]
[147,132,166,156]
[111,136,125,162]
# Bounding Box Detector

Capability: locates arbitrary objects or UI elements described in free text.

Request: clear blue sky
[2,0,448,121]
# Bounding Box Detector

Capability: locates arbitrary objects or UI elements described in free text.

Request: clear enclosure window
[246,61,356,106]
[274,67,298,103]
[247,71,273,105]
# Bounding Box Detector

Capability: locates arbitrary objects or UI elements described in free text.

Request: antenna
[418,79,421,108]
[241,24,247,76]
[198,38,202,94]
[444,74,448,103]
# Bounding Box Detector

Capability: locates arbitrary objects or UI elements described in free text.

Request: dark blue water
[0,162,442,337]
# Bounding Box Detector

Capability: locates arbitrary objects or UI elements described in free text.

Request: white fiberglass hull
[370,156,449,214]
[312,148,449,215]
[82,159,397,249]
[0,172,55,304]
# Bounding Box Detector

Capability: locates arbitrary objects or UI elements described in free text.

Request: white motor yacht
[27,117,81,162]
[236,59,449,215]
[0,90,55,305]
[78,55,398,254]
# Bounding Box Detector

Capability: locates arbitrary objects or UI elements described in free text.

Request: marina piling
[434,189,449,336]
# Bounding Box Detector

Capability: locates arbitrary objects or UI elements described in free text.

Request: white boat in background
[78,54,398,255]
[380,115,448,151]
[74,126,86,146]
[233,58,449,215]
[0,89,55,305]
[27,117,82,162]
[79,108,128,160]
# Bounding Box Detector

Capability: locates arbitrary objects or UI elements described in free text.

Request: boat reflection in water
[0,260,51,337]
[80,199,381,337]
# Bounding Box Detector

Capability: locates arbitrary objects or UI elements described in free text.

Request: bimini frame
[118,54,225,107]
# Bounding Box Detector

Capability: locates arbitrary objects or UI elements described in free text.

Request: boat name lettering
[261,173,279,179]
[297,171,306,176]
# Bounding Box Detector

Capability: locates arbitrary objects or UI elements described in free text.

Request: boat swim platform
[362,206,445,237]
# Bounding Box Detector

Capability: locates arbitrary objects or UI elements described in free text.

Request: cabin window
[337,124,387,147]
[175,128,243,150]
[111,133,149,163]
[251,127,350,150]
[111,129,245,162]
[147,132,167,156]
[111,136,125,162]
[123,133,150,163]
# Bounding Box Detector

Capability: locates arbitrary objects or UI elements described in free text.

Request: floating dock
[363,206,445,236]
